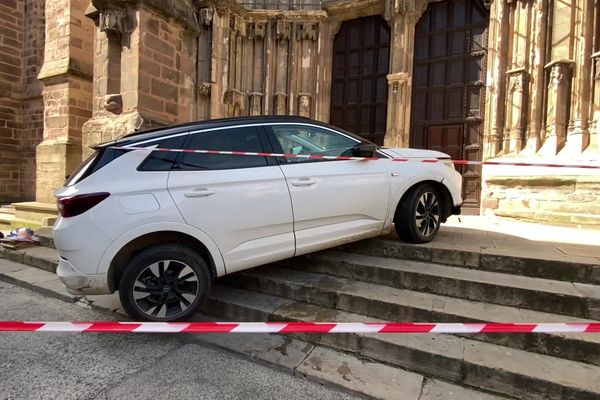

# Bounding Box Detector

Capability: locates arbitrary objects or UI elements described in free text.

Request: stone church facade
[0,0,599,228]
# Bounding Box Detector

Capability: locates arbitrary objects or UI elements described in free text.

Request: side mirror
[352,143,378,158]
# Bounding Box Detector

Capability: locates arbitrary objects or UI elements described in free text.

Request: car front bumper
[57,257,111,295]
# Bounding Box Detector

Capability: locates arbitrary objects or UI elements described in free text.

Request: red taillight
[58,192,110,218]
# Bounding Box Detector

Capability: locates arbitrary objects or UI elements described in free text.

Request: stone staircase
[2,231,600,400]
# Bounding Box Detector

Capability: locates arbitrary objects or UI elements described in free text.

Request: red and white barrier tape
[115,146,600,169]
[1,321,599,333]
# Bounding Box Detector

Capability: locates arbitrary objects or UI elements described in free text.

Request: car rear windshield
[65,147,130,186]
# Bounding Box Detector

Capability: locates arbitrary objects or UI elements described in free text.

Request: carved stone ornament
[248,22,266,40]
[296,23,318,41]
[223,88,246,111]
[594,56,600,80]
[509,73,526,93]
[103,94,123,114]
[99,9,128,35]
[548,63,570,88]
[197,82,211,97]
[298,94,311,117]
[249,92,263,116]
[273,92,288,115]
[276,20,291,41]
[199,8,213,27]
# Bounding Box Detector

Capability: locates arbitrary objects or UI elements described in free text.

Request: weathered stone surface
[296,346,424,400]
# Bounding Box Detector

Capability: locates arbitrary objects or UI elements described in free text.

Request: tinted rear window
[178,127,268,171]
[137,135,188,171]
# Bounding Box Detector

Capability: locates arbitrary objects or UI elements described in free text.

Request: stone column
[590,51,600,151]
[483,0,510,158]
[36,0,94,203]
[504,69,529,153]
[314,19,335,122]
[541,60,574,156]
[296,22,318,118]
[210,7,229,119]
[524,0,548,154]
[274,20,291,115]
[565,0,594,154]
[196,8,214,120]
[384,9,411,148]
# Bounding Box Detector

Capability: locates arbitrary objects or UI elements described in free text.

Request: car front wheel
[119,244,210,322]
[394,183,442,244]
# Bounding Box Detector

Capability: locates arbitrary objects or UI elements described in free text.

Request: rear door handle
[184,188,216,198]
[291,178,317,187]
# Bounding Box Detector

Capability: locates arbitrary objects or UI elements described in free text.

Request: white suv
[54,117,462,321]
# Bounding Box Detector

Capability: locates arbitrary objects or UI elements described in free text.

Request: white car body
[54,117,462,297]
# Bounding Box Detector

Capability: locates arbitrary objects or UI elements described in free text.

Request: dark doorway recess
[330,15,390,146]
[410,0,490,208]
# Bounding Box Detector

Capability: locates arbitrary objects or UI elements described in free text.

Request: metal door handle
[184,188,216,198]
[291,178,317,187]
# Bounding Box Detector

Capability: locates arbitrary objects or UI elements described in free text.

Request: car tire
[394,183,442,244]
[118,244,211,322]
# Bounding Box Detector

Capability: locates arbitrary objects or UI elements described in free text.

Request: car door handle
[184,188,216,198]
[291,178,317,187]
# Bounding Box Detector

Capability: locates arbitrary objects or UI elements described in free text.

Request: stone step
[36,227,55,249]
[0,245,58,273]
[282,251,600,320]
[220,266,600,366]
[339,236,600,285]
[202,285,600,400]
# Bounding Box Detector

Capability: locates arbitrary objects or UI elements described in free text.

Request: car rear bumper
[451,204,461,215]
[57,257,111,295]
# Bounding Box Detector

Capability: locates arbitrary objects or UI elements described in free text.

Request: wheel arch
[97,223,225,293]
[393,180,453,223]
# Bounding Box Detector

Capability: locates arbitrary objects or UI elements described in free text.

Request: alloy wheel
[132,260,199,319]
[415,191,440,238]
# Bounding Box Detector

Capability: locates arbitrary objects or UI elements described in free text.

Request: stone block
[481,197,499,209]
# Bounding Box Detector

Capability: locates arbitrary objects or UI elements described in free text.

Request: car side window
[178,126,268,171]
[270,125,359,163]
[137,135,188,171]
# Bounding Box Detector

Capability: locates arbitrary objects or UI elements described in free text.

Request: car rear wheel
[119,244,210,322]
[394,183,441,244]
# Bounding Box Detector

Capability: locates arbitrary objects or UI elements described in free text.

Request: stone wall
[481,0,600,226]
[36,0,94,203]
[0,0,44,203]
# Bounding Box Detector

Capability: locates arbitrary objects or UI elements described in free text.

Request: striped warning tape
[114,146,600,169]
[1,321,599,333]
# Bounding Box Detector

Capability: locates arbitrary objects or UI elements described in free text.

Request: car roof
[114,116,317,145]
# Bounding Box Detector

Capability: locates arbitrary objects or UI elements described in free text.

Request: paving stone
[0,258,31,274]
[418,379,509,400]
[85,293,121,312]
[296,346,424,400]
[197,331,315,373]
[4,266,58,284]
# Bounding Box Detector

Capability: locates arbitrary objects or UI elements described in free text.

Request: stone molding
[273,92,288,115]
[249,92,263,115]
[545,60,574,88]
[199,8,214,26]
[197,82,212,97]
[298,94,311,117]
[295,22,318,41]
[99,8,129,35]
[91,0,199,33]
[223,88,247,111]
[276,20,292,41]
[248,22,266,39]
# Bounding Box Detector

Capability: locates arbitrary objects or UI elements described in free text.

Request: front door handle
[184,188,216,198]
[291,178,317,187]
